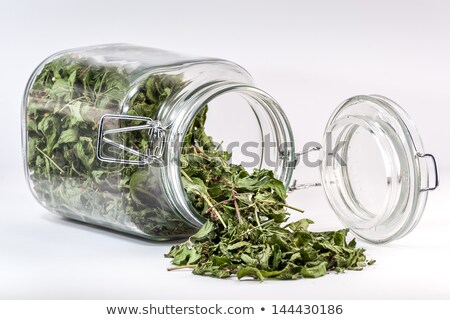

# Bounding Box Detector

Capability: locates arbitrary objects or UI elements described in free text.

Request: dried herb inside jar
[26,55,197,238]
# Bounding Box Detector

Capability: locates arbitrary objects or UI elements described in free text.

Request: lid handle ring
[417,153,439,192]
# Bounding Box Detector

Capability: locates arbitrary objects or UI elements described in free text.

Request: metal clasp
[288,146,322,192]
[97,114,167,165]
[417,153,439,192]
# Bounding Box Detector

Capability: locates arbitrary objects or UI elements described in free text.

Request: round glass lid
[320,95,438,244]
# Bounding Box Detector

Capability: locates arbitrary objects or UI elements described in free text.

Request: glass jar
[22,44,439,243]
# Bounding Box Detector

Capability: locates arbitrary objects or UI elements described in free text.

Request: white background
[0,0,449,299]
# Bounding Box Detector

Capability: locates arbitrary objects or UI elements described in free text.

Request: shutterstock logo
[98,132,348,168]
[301,132,348,168]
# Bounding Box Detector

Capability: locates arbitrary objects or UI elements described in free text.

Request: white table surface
[1,168,448,299]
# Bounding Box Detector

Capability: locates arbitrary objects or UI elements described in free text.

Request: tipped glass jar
[22,44,439,243]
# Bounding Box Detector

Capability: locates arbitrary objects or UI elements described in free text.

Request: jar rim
[163,83,296,227]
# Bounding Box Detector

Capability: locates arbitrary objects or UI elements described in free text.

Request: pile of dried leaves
[167,107,375,280]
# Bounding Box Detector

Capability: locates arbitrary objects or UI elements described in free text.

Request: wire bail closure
[96,114,167,165]
[288,146,322,192]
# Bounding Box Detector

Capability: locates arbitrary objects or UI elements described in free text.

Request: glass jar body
[22,44,295,240]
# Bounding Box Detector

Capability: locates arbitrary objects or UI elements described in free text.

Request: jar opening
[324,116,406,228]
[164,84,295,227]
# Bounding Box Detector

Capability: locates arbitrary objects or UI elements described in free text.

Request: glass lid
[320,95,438,244]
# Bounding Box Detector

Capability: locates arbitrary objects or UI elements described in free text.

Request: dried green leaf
[190,220,214,240]
[301,261,328,278]
[237,266,264,281]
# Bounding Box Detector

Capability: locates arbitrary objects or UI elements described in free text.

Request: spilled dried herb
[168,112,375,280]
